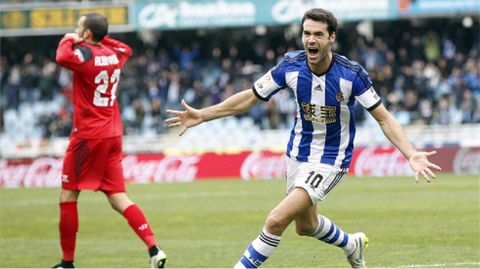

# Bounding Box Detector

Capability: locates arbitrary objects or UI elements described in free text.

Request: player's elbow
[55,52,68,66]
[377,115,399,133]
[376,117,392,131]
[375,117,388,127]
[118,42,133,58]
[123,47,133,58]
[245,89,261,107]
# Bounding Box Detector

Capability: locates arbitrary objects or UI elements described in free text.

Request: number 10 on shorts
[305,171,323,188]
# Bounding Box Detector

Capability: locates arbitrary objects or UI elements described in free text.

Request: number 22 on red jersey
[94,68,121,107]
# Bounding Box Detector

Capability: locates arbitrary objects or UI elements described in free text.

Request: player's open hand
[65,33,84,44]
[165,99,203,136]
[408,151,442,183]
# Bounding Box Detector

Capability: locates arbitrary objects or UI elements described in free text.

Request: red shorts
[61,136,125,192]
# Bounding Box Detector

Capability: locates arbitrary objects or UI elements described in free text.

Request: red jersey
[56,36,132,139]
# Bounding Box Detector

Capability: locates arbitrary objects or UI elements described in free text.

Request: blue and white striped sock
[234,229,281,268]
[309,215,355,254]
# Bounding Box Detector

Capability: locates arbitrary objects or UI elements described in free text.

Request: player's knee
[295,223,316,236]
[108,201,122,213]
[265,213,288,235]
[59,189,79,203]
[107,192,133,213]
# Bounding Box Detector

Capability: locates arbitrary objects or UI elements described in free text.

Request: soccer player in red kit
[53,13,167,268]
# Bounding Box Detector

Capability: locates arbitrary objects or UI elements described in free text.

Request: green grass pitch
[0,174,479,268]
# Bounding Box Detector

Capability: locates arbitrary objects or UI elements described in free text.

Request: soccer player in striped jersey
[166,8,441,268]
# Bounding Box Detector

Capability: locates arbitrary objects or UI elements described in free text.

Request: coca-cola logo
[453,148,480,174]
[354,147,412,176]
[240,152,286,180]
[0,154,201,188]
[122,155,199,183]
[0,158,63,188]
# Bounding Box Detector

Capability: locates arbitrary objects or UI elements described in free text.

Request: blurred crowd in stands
[1,18,479,139]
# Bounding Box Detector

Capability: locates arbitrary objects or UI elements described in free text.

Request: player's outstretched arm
[165,100,203,136]
[165,89,260,136]
[369,103,442,183]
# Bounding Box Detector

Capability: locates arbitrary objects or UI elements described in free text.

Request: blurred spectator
[39,59,58,100]
[5,64,21,110]
[424,31,441,62]
[184,80,207,108]
[432,95,454,125]
[460,89,477,123]
[463,59,480,95]
[419,99,433,124]
[132,99,145,131]
[20,53,39,103]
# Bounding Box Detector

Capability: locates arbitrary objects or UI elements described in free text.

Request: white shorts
[286,157,347,204]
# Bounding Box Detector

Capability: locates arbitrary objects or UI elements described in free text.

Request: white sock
[234,229,282,268]
[309,214,355,254]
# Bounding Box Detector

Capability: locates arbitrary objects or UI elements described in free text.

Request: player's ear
[83,29,92,40]
[329,31,336,43]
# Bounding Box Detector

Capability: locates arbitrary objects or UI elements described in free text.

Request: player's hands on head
[65,33,84,44]
[408,151,442,183]
[165,99,203,136]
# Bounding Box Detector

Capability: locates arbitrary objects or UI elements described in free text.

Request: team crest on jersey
[336,92,345,102]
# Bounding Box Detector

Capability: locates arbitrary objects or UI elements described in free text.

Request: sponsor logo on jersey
[301,102,336,124]
[314,84,323,91]
[320,106,336,123]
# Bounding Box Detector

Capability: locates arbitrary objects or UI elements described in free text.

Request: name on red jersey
[95,55,119,66]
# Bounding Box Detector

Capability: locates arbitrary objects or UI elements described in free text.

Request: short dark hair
[83,13,108,42]
[301,8,337,35]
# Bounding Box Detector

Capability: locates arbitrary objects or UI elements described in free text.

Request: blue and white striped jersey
[253,50,382,169]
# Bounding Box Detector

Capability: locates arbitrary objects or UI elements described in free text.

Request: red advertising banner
[0,146,478,188]
[452,147,480,174]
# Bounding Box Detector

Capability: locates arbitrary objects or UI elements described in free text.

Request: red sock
[123,204,157,248]
[59,201,78,261]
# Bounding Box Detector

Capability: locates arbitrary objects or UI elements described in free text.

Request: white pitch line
[399,261,480,268]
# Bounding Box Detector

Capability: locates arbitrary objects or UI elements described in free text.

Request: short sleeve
[352,65,381,111]
[355,87,382,111]
[352,65,373,96]
[56,36,90,72]
[252,58,288,101]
